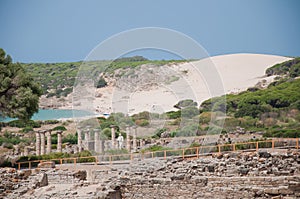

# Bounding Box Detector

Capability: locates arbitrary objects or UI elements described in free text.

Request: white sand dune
[74,53,292,115]
[211,53,292,93]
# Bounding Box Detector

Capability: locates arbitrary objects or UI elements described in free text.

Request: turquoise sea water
[0,109,97,122]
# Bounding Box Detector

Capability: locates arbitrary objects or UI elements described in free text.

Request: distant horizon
[14,52,296,64]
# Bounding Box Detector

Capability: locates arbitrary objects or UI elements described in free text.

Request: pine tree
[0,48,42,121]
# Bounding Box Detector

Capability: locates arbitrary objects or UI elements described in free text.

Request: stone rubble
[0,150,299,198]
[98,150,300,199]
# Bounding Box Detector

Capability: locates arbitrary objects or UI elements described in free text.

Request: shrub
[132,111,150,120]
[174,99,198,108]
[199,112,216,124]
[96,77,107,88]
[2,143,13,149]
[135,119,149,127]
[181,106,200,118]
[101,128,112,139]
[43,120,59,124]
[141,145,172,153]
[176,124,198,137]
[22,126,33,133]
[152,128,167,138]
[170,131,177,137]
[52,126,67,131]
[0,132,29,146]
[62,133,77,144]
[166,110,181,119]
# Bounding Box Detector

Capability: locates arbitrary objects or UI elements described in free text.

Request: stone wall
[0,168,86,199]
[98,150,300,199]
[118,175,299,199]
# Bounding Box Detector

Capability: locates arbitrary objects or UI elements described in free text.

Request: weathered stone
[37,173,48,187]
[258,151,272,158]
[170,174,185,181]
[238,167,250,175]
[264,187,279,195]
[73,170,87,181]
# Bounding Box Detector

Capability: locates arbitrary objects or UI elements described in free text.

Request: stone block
[264,188,279,195]
[37,173,48,187]
[191,176,208,186]
[258,151,272,158]
[73,170,87,181]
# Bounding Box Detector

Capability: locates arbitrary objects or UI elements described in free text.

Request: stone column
[40,130,46,155]
[132,127,137,151]
[24,146,29,156]
[88,131,93,142]
[105,141,110,152]
[86,126,91,141]
[46,130,52,154]
[14,145,20,155]
[83,129,89,150]
[140,139,144,148]
[126,126,131,152]
[77,129,82,152]
[84,130,89,142]
[111,125,116,149]
[57,130,62,152]
[35,131,41,155]
[94,129,99,153]
[99,139,104,154]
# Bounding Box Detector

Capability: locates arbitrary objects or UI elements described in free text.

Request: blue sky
[0,0,299,62]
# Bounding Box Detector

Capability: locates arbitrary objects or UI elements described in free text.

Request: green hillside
[201,79,300,117]
[22,56,186,98]
[266,57,300,78]
[200,57,300,138]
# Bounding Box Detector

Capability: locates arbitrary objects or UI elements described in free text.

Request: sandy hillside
[71,53,291,115]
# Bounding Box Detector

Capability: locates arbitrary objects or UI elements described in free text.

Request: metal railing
[16,138,299,170]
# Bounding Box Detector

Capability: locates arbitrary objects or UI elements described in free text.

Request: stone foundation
[100,150,300,199]
[1,150,300,198]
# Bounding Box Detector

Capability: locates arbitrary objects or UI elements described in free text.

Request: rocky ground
[0,149,299,198]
